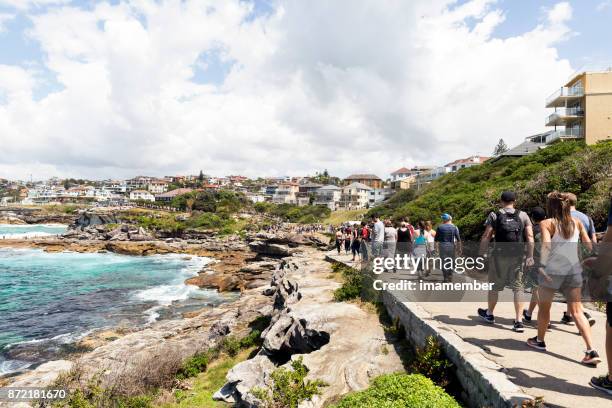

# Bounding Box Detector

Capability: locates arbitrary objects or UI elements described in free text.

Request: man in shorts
[477,191,534,332]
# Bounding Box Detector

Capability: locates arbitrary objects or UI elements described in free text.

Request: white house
[369,188,394,207]
[129,190,155,202]
[148,179,169,194]
[314,185,342,210]
[339,182,372,210]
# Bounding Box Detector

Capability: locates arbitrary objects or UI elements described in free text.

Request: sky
[0,0,611,181]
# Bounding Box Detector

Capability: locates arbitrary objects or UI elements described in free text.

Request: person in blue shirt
[435,213,461,282]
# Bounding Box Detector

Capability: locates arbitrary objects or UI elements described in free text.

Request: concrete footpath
[327,251,610,408]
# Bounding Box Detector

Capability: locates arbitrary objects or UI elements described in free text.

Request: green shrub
[367,141,612,239]
[332,264,363,301]
[409,336,454,387]
[251,357,327,408]
[176,351,211,379]
[331,373,460,408]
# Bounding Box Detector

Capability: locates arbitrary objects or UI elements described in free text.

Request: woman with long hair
[413,221,428,277]
[527,192,600,366]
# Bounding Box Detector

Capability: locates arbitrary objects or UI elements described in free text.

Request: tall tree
[493,138,508,156]
[198,170,204,183]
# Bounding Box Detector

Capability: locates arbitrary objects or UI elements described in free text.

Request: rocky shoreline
[1,221,403,408]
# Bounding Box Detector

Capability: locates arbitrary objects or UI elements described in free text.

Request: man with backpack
[478,191,535,332]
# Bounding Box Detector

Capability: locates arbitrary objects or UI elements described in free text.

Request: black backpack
[494,209,524,243]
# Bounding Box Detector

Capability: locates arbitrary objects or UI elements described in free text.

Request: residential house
[343,174,383,189]
[391,174,418,190]
[148,179,169,194]
[296,182,322,206]
[339,182,372,210]
[369,188,394,207]
[495,131,555,159]
[126,176,153,191]
[272,182,299,204]
[129,190,155,202]
[155,188,193,202]
[415,166,453,190]
[445,156,489,172]
[389,166,434,182]
[314,185,342,211]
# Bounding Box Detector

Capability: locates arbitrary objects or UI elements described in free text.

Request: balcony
[547,128,585,142]
[545,86,584,108]
[545,107,584,126]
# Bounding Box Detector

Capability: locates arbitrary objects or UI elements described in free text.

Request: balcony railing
[546,86,584,107]
[548,128,584,142]
[545,107,584,126]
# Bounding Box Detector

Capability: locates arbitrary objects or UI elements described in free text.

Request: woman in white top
[527,192,600,366]
[423,220,436,256]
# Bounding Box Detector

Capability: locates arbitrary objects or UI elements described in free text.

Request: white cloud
[0,12,14,32]
[597,1,612,11]
[0,0,70,10]
[0,0,575,180]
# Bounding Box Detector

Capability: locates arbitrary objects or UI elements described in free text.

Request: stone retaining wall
[326,255,533,408]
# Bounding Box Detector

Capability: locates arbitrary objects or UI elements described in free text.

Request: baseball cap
[501,191,517,202]
[441,213,452,221]
[530,207,546,222]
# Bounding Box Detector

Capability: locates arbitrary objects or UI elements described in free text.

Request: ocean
[0,223,68,239]
[0,244,237,376]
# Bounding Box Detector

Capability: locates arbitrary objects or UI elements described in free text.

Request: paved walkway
[327,251,610,408]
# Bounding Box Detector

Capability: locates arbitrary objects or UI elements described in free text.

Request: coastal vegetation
[251,357,327,408]
[45,317,268,408]
[330,373,460,408]
[369,141,612,239]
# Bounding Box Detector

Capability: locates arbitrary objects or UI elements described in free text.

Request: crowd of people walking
[330,190,612,396]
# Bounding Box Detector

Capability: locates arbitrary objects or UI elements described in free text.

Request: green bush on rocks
[331,373,460,408]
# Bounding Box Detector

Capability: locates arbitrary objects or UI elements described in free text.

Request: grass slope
[369,141,612,240]
[161,347,255,408]
[323,209,367,226]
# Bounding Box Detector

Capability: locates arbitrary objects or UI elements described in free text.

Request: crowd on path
[331,190,612,397]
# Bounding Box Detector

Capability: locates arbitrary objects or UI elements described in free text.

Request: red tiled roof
[391,167,411,175]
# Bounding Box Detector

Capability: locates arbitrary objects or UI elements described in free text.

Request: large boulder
[248,241,295,257]
[261,314,330,357]
[213,354,275,405]
[72,212,118,229]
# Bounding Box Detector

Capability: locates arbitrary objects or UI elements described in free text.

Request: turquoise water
[0,248,235,375]
[0,224,67,238]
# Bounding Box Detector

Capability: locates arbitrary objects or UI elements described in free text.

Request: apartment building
[545,68,612,144]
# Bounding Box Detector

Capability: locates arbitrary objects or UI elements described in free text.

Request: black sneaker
[584,312,596,327]
[561,312,574,325]
[522,309,532,323]
[478,308,494,323]
[513,320,525,333]
[590,375,612,395]
[526,336,546,351]
[582,350,602,366]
